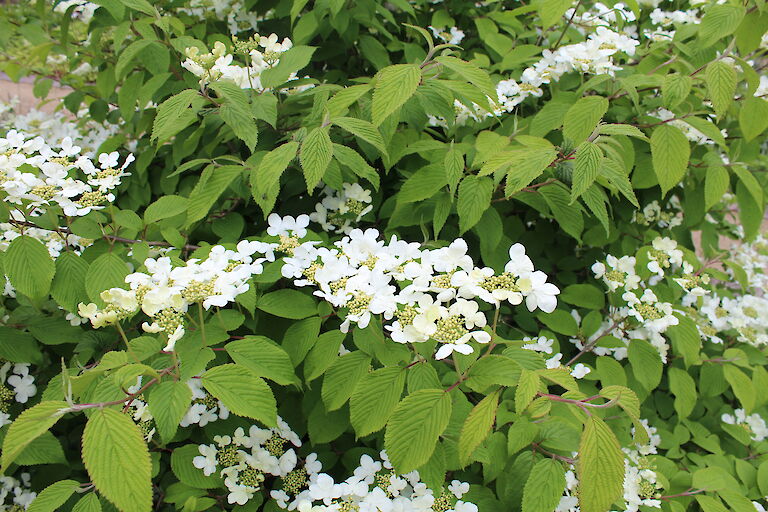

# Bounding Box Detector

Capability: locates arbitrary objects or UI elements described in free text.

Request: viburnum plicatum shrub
[0,0,768,511]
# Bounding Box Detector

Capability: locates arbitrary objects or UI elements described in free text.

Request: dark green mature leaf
[201,364,277,426]
[5,236,55,300]
[257,289,317,319]
[577,416,625,512]
[211,81,258,151]
[650,124,690,195]
[371,64,421,126]
[82,409,152,512]
[251,141,299,214]
[385,389,452,473]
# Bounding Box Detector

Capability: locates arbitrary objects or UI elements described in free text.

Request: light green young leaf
[186,164,243,226]
[563,96,608,143]
[522,458,566,512]
[571,141,603,202]
[147,381,192,444]
[705,164,729,210]
[739,97,768,141]
[627,340,662,391]
[151,89,204,144]
[371,64,421,126]
[85,253,129,303]
[698,4,746,47]
[596,124,648,140]
[385,389,452,473]
[577,416,625,512]
[1,401,68,471]
[515,369,540,414]
[4,236,55,300]
[201,364,277,426]
[724,364,756,413]
[705,61,737,118]
[260,46,316,89]
[257,289,317,319]
[27,480,80,512]
[72,494,102,512]
[458,389,500,466]
[331,117,387,156]
[332,144,380,189]
[662,74,692,109]
[251,141,299,214]
[322,351,371,411]
[300,126,333,190]
[444,145,464,195]
[144,195,188,225]
[82,408,152,512]
[457,175,494,233]
[350,367,406,437]
[650,124,690,196]
[434,56,496,100]
[226,336,296,385]
[303,330,347,382]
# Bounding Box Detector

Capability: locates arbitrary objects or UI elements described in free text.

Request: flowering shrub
[0,0,766,511]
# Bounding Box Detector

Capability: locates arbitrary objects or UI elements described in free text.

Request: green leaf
[226,336,296,385]
[385,389,452,473]
[15,431,66,466]
[457,175,494,233]
[201,364,277,427]
[331,117,387,156]
[571,141,602,201]
[667,314,702,367]
[144,195,188,225]
[300,126,333,190]
[733,165,763,206]
[563,96,608,143]
[151,89,204,144]
[27,480,80,512]
[72,494,102,512]
[662,74,692,109]
[303,330,346,382]
[705,164,729,210]
[465,355,521,392]
[251,141,299,214]
[332,144,380,189]
[115,40,152,79]
[705,61,737,118]
[627,340,662,391]
[260,46,316,89]
[577,416,625,512]
[522,458,566,512]
[516,369,540,413]
[371,64,421,126]
[537,0,573,27]
[398,164,448,204]
[322,351,371,411]
[51,252,89,312]
[739,97,768,141]
[82,408,152,512]
[350,366,406,437]
[257,289,317,319]
[147,381,192,444]
[1,401,68,471]
[698,4,746,47]
[539,185,584,241]
[434,56,496,100]
[170,444,223,489]
[559,284,605,310]
[186,164,243,226]
[650,124,690,196]
[724,364,756,412]
[596,124,648,140]
[458,389,500,466]
[85,252,129,303]
[668,367,697,418]
[444,145,465,195]
[211,81,259,152]
[599,158,639,207]
[4,235,55,300]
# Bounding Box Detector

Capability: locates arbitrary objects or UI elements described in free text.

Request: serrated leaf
[385,389,452,473]
[251,141,299,215]
[699,4,746,47]
[51,252,89,312]
[85,252,129,303]
[211,81,259,152]
[516,369,540,413]
[72,494,102,512]
[4,235,55,300]
[458,389,500,466]
[724,364,756,413]
[563,96,608,143]
[1,401,68,471]
[668,367,697,418]
[539,185,584,241]
[170,444,223,489]
[201,364,277,426]
[667,314,702,367]
[662,74,692,109]
[331,117,387,156]
[350,367,406,437]
[322,351,371,411]
[144,195,188,225]
[151,89,203,144]
[371,64,421,126]
[27,480,80,512]
[571,141,603,201]
[260,45,316,89]
[147,381,192,444]
[445,145,464,195]
[332,144,380,189]
[186,164,243,226]
[705,164,729,210]
[257,289,317,319]
[597,124,648,140]
[434,56,496,100]
[627,340,662,391]
[705,61,736,118]
[739,97,768,141]
[398,164,448,204]
[522,458,566,512]
[115,40,151,79]
[577,416,625,512]
[303,330,346,382]
[457,175,494,233]
[650,124,690,196]
[226,336,296,385]
[300,126,333,190]
[15,431,66,466]
[82,408,152,512]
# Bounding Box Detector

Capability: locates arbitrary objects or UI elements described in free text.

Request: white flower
[570,363,591,379]
[192,444,218,476]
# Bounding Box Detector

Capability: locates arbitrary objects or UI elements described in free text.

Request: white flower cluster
[178,0,263,34]
[558,420,662,512]
[428,26,465,45]
[632,198,683,229]
[52,0,98,21]
[730,234,768,291]
[0,215,90,259]
[0,99,123,157]
[279,222,559,360]
[722,409,768,442]
[193,418,306,505]
[586,237,696,361]
[78,242,274,351]
[0,472,36,511]
[0,363,37,427]
[182,36,310,92]
[309,183,373,234]
[564,2,637,34]
[643,7,700,41]
[0,130,133,217]
[520,336,592,379]
[647,109,726,145]
[693,293,768,347]
[124,377,157,441]
[275,451,478,512]
[179,377,230,427]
